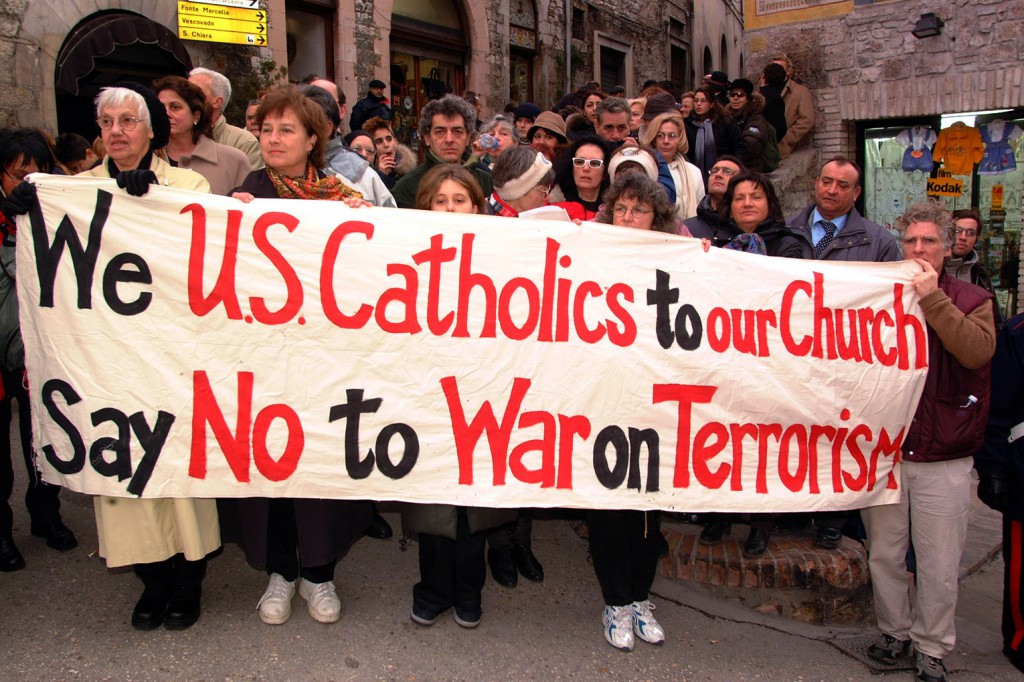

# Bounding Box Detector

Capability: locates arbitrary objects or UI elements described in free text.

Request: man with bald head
[189,67,263,169]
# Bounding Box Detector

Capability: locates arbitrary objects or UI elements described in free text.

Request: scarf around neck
[266,163,364,201]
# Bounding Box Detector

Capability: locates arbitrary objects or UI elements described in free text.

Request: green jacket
[392,149,494,208]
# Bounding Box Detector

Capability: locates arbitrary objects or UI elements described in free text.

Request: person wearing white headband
[607,146,659,183]
[486,145,555,217]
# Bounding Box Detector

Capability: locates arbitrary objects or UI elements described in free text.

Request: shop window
[859,107,1024,317]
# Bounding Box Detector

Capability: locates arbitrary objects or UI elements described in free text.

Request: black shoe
[512,544,544,582]
[131,587,171,630]
[487,546,518,588]
[164,585,202,630]
[30,518,77,551]
[815,527,843,550]
[0,535,25,572]
[363,512,393,540]
[699,521,731,546]
[743,528,770,558]
[453,605,481,628]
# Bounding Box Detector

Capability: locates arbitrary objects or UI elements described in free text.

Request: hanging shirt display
[978,119,1024,175]
[896,125,937,172]
[932,122,984,175]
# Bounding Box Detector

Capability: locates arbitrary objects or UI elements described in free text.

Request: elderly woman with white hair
[80,82,217,632]
[486,144,555,217]
[467,114,519,176]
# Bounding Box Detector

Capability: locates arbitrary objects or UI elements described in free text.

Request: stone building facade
[0,0,743,138]
[744,0,1024,315]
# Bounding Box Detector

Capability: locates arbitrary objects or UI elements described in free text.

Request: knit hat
[730,78,755,96]
[642,92,679,122]
[495,151,553,200]
[343,130,371,146]
[526,111,568,144]
[608,147,658,182]
[704,71,730,91]
[513,102,541,122]
[112,81,170,150]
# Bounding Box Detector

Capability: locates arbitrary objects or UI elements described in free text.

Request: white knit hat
[608,147,658,182]
[496,151,553,200]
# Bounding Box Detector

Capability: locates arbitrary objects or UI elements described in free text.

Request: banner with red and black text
[18,175,928,511]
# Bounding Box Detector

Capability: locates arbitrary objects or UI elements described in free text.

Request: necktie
[815,220,837,258]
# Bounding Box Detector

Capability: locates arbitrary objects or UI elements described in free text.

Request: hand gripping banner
[18,175,928,511]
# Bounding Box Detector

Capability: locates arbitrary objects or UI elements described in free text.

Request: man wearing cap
[392,94,493,209]
[350,79,392,133]
[727,79,774,172]
[526,111,568,163]
[513,103,541,143]
[702,71,730,107]
[770,54,814,157]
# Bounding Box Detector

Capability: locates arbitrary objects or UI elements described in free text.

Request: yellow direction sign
[178,1,266,23]
[179,26,267,46]
[178,1,267,45]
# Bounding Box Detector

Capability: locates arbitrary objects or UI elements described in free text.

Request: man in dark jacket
[392,95,493,209]
[861,200,996,682]
[788,156,901,262]
[726,80,772,171]
[683,155,746,238]
[788,156,901,550]
[946,208,995,293]
[349,79,392,133]
[974,312,1024,674]
[759,63,788,143]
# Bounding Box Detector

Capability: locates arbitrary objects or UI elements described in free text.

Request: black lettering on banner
[125,411,175,496]
[628,427,660,492]
[32,189,112,309]
[329,388,383,479]
[89,407,132,480]
[41,378,86,474]
[374,423,419,479]
[593,425,629,488]
[102,252,153,315]
[646,269,678,349]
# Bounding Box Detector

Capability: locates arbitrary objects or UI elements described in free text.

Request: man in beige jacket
[771,54,814,158]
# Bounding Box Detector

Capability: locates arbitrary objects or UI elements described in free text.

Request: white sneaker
[602,605,635,651]
[299,578,341,623]
[257,573,295,625]
[631,600,665,644]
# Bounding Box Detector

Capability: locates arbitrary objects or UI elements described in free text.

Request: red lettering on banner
[441,376,589,488]
[320,220,375,328]
[652,383,718,488]
[189,371,304,483]
[452,234,497,338]
[412,234,457,335]
[250,212,303,324]
[184,203,243,319]
[376,264,422,333]
[573,280,604,343]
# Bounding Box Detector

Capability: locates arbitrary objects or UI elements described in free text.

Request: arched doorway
[55,11,193,141]
[389,0,469,149]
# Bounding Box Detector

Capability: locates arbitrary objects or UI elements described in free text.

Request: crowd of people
[0,58,1020,682]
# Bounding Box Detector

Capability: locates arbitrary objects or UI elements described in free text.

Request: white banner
[18,175,928,511]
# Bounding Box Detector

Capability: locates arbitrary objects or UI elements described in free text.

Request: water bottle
[479,133,500,152]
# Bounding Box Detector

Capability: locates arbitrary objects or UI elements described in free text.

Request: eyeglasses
[531,184,552,197]
[728,92,747,99]
[97,115,141,131]
[953,228,977,237]
[351,146,376,157]
[572,157,604,169]
[612,204,652,218]
[656,132,679,141]
[708,166,738,176]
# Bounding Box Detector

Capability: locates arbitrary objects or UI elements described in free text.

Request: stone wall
[744,0,1024,159]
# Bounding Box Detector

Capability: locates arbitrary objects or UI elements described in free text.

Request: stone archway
[55,11,193,141]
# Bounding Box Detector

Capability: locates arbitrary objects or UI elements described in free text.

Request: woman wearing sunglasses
[549,135,610,221]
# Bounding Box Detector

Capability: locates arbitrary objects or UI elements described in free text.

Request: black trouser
[134,554,207,590]
[0,372,60,536]
[588,509,661,607]
[487,511,532,549]
[414,508,486,614]
[264,499,335,583]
